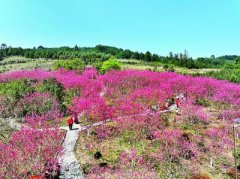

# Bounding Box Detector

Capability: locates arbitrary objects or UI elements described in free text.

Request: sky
[0,0,240,58]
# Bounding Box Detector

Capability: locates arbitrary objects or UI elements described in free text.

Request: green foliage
[183,123,191,130]
[91,61,103,71]
[15,92,61,118]
[188,62,240,83]
[62,88,81,108]
[145,51,152,61]
[204,68,240,83]
[218,55,239,61]
[196,98,210,107]
[236,57,240,65]
[53,59,84,70]
[100,57,122,73]
[224,63,237,69]
[0,79,34,100]
[235,144,240,168]
[120,130,135,144]
[0,79,34,118]
[0,78,69,117]
[163,64,175,72]
[35,78,64,102]
[195,57,225,68]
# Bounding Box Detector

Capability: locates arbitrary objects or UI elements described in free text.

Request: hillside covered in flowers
[0,67,240,178]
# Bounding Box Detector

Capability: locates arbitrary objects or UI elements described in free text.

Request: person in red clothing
[67,116,74,130]
[175,97,180,109]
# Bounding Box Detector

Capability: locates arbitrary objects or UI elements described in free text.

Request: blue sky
[0,0,240,58]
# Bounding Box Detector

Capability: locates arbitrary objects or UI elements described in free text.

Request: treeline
[204,68,240,83]
[0,43,239,69]
[204,63,240,83]
[188,62,240,83]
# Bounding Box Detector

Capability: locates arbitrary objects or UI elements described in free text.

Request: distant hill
[0,43,239,69]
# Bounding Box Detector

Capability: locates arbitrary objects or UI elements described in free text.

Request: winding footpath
[4,105,177,179]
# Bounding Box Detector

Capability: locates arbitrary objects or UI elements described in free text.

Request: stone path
[1,118,22,130]
[59,124,84,179]
[58,120,111,179]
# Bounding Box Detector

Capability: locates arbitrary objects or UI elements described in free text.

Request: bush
[0,79,34,117]
[53,59,84,70]
[163,64,175,72]
[168,64,175,72]
[100,57,122,73]
[16,92,61,117]
[35,78,64,102]
[62,88,81,108]
[91,61,103,71]
[0,79,34,101]
[0,78,66,118]
[196,98,210,107]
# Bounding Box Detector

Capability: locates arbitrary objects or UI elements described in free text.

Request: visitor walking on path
[175,96,181,115]
[175,97,180,109]
[74,114,79,124]
[67,117,74,130]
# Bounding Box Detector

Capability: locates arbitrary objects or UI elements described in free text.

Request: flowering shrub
[86,165,157,179]
[119,148,144,167]
[69,96,113,122]
[86,148,157,179]
[219,109,240,122]
[0,127,64,178]
[95,125,113,140]
[181,101,210,124]
[81,67,98,79]
[205,126,233,154]
[0,78,64,178]
[16,92,61,117]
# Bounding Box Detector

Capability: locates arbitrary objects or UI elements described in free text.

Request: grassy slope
[118,59,220,74]
[0,57,220,75]
[0,56,55,73]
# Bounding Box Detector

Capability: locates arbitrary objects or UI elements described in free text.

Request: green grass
[118,59,220,74]
[0,56,55,73]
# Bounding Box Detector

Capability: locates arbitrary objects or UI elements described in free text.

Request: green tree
[236,57,240,65]
[1,43,7,50]
[74,45,79,50]
[145,51,152,61]
[100,57,122,73]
